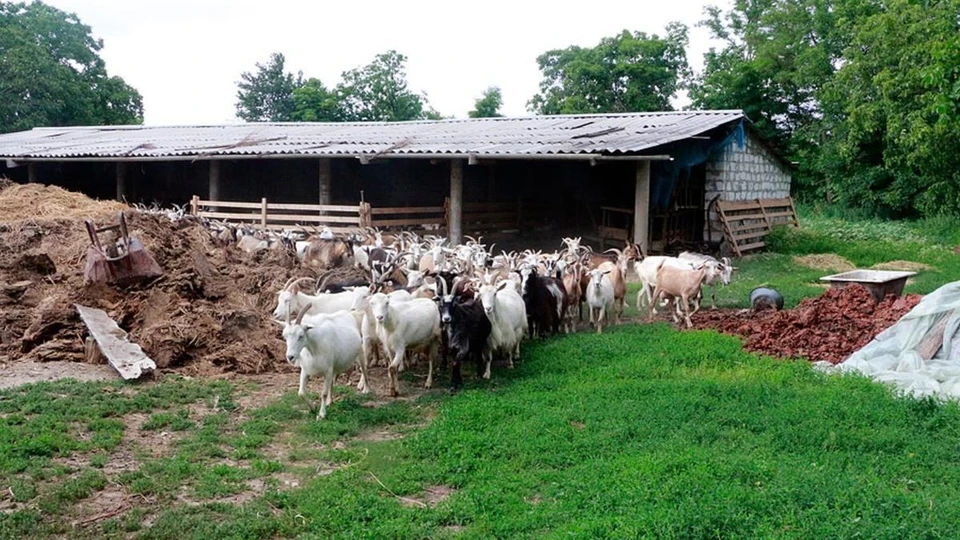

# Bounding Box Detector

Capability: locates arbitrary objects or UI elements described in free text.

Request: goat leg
[425,341,438,389]
[298,370,317,414]
[355,352,370,394]
[388,350,404,397]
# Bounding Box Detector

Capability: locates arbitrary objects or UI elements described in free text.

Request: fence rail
[191,195,549,239]
[190,196,371,234]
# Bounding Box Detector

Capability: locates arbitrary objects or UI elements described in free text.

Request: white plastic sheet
[814,281,960,399]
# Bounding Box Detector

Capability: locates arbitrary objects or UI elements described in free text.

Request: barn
[0,110,791,253]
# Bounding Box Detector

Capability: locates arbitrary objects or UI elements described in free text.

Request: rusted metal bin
[820,270,917,302]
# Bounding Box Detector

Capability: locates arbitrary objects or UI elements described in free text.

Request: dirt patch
[354,430,405,442]
[793,254,855,272]
[69,482,129,528]
[400,485,457,508]
[122,412,177,458]
[871,260,934,272]
[693,285,920,363]
[0,360,116,389]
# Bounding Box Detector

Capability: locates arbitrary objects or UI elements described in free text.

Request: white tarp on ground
[814,281,960,399]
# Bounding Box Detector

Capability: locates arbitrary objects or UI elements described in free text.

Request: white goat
[477,280,528,378]
[678,252,735,309]
[272,277,362,322]
[281,308,367,419]
[368,293,442,397]
[352,288,414,368]
[585,268,614,334]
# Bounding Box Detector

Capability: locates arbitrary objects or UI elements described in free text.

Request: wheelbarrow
[83,212,163,285]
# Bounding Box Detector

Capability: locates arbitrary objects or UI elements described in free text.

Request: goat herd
[258,228,736,419]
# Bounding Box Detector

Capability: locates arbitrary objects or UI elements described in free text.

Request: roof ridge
[25,110,744,131]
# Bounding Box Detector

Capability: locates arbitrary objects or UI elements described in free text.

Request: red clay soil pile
[693,285,921,363]
[1,181,309,375]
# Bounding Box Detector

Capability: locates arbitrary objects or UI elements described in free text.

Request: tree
[0,1,142,133]
[335,50,433,121]
[291,78,341,122]
[689,0,874,153]
[528,23,690,115]
[235,52,301,122]
[469,87,503,118]
[816,0,960,216]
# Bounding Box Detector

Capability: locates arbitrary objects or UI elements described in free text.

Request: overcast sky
[47,0,723,125]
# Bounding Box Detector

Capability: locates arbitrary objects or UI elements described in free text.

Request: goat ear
[496,280,510,291]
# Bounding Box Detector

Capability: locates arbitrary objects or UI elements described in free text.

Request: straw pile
[0,180,127,221]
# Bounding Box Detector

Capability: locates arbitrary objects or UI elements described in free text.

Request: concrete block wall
[703,131,792,243]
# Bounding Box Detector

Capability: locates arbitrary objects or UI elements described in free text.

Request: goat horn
[281,276,301,291]
[295,304,311,325]
[288,277,315,293]
[314,269,336,293]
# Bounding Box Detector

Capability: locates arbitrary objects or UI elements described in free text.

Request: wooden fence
[369,203,447,234]
[717,196,799,257]
[191,195,545,239]
[190,196,370,234]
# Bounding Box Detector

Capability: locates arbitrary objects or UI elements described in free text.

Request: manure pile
[694,285,921,363]
[0,181,307,374]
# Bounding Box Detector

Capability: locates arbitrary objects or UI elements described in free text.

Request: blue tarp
[649,121,745,211]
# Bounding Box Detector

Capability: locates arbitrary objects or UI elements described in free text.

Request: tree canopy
[689,0,960,217]
[0,1,143,133]
[235,52,301,122]
[337,51,433,122]
[237,50,439,123]
[469,87,503,118]
[529,23,690,114]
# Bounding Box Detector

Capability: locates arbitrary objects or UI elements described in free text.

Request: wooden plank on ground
[75,304,156,380]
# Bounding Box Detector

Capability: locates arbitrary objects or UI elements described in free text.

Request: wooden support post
[633,161,651,256]
[260,197,268,229]
[27,163,38,184]
[190,195,199,216]
[115,162,127,202]
[208,161,220,211]
[449,160,464,244]
[318,158,332,209]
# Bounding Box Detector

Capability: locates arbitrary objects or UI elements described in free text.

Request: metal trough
[820,270,917,302]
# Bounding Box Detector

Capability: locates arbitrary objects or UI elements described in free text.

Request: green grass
[693,209,960,309]
[5,326,960,538]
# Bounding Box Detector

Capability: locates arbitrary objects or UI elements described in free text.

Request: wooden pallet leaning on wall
[716,197,799,257]
[190,196,371,233]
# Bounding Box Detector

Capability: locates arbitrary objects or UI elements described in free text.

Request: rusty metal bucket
[83,212,163,285]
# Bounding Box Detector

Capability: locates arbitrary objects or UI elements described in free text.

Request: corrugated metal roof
[0,110,744,161]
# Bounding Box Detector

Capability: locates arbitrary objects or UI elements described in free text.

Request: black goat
[520,266,568,338]
[319,278,370,293]
[438,289,491,391]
